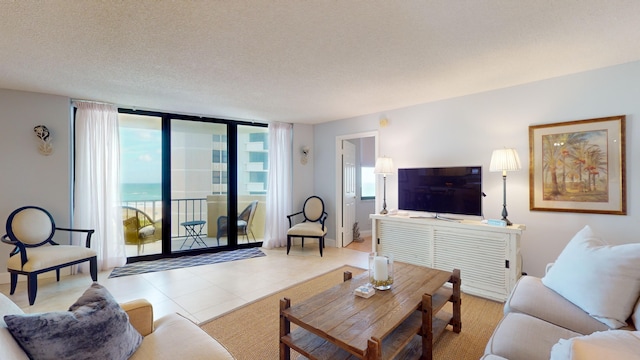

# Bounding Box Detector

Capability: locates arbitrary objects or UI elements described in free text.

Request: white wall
[0,89,72,283]
[292,123,314,211]
[314,60,640,277]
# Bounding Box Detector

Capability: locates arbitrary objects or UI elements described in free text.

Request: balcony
[122,196,265,257]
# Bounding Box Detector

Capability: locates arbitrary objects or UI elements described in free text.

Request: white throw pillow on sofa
[550,330,640,360]
[542,225,640,328]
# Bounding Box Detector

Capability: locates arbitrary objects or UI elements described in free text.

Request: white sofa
[483,226,640,360]
[1,292,234,360]
[483,275,639,359]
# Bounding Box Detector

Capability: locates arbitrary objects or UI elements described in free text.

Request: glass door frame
[119,108,266,263]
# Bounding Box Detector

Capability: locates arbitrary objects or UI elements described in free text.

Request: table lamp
[374,156,394,214]
[490,148,521,226]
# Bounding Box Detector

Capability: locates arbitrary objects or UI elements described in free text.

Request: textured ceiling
[2,1,640,124]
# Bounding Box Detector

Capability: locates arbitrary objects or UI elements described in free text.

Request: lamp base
[380,208,388,215]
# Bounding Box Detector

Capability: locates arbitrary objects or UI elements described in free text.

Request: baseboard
[360,230,372,237]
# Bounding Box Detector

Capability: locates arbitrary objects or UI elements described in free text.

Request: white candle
[374,256,388,281]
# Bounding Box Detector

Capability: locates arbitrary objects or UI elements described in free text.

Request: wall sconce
[301,146,310,165]
[33,125,53,156]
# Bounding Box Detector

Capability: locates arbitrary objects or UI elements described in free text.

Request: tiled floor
[0,245,369,325]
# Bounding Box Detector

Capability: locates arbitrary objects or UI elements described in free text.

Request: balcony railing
[122,198,207,239]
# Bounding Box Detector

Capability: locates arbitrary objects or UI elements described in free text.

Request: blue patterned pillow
[4,283,142,360]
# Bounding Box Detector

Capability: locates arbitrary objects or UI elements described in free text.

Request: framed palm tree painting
[529,115,626,215]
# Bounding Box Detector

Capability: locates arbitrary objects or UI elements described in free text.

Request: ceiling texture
[2,1,640,124]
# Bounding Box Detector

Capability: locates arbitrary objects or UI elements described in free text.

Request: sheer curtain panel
[262,122,292,249]
[73,101,126,270]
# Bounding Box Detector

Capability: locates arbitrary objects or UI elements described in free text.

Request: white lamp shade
[374,157,394,175]
[490,148,521,172]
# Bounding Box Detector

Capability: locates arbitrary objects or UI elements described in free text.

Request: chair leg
[89,257,98,282]
[301,237,305,248]
[9,273,17,295]
[56,268,60,282]
[287,236,291,255]
[319,237,324,257]
[27,273,38,306]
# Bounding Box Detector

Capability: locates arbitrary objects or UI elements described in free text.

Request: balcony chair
[216,200,258,245]
[122,206,162,255]
[286,196,328,256]
[1,206,97,305]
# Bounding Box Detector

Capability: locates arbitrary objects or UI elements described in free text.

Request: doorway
[334,131,378,250]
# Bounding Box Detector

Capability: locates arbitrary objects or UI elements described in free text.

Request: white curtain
[262,122,292,249]
[73,101,126,271]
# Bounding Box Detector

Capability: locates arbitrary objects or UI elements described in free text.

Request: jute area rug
[200,265,504,360]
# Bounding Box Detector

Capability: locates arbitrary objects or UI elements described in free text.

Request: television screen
[398,166,482,216]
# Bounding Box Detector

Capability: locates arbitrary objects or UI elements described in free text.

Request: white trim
[335,131,378,248]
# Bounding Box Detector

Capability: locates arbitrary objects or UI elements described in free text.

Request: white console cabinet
[370,214,525,301]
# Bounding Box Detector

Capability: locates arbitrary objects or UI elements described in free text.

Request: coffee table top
[282,262,453,357]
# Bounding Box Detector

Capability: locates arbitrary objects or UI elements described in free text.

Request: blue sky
[120,127,162,184]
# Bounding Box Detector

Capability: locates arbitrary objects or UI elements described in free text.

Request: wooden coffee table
[279,262,461,360]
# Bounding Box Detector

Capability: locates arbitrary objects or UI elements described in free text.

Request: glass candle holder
[369,252,393,290]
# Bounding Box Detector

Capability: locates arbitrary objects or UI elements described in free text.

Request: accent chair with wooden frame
[286,196,328,257]
[1,206,97,305]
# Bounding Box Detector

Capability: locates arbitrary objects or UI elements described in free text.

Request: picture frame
[529,115,626,215]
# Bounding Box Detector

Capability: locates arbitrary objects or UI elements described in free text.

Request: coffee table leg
[451,269,462,333]
[279,298,291,360]
[421,293,433,360]
[366,338,381,360]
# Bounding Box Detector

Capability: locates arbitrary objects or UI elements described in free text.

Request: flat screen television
[398,166,483,217]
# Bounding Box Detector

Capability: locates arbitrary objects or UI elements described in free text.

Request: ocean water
[121,183,161,202]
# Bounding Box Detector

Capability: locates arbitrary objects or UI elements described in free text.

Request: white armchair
[1,206,97,305]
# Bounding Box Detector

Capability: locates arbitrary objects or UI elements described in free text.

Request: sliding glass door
[170,119,228,253]
[119,113,163,257]
[119,110,267,261]
[236,125,268,244]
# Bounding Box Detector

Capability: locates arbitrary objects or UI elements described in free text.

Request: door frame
[334,131,378,248]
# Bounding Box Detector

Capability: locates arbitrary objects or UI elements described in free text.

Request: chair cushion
[541,225,640,328]
[138,225,156,239]
[7,245,96,272]
[4,283,142,360]
[304,197,324,221]
[287,222,327,237]
[9,208,54,245]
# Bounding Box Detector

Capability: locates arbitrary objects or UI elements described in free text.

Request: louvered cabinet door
[433,228,511,301]
[376,219,433,268]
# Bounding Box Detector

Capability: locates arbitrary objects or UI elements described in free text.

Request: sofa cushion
[485,312,581,360]
[550,330,640,360]
[0,294,29,360]
[541,225,640,328]
[129,313,234,360]
[505,276,609,334]
[4,283,142,360]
